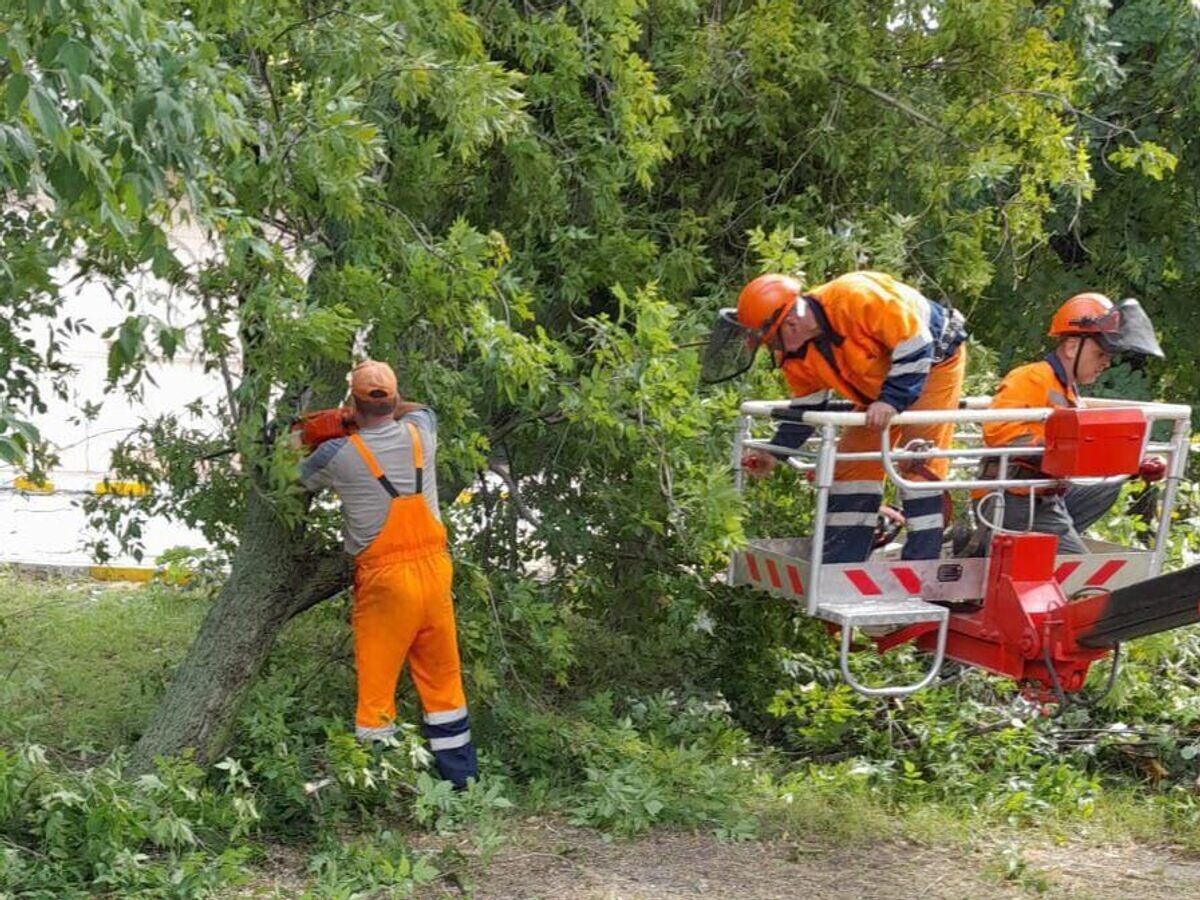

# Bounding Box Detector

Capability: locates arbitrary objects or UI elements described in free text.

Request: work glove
[1138,456,1166,483]
[740,449,778,478]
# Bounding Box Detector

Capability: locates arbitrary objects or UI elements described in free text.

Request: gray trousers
[972,481,1124,554]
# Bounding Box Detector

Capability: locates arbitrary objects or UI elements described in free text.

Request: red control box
[1041,408,1147,477]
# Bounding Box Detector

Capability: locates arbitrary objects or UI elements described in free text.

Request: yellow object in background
[88,566,155,583]
[13,476,54,494]
[94,480,151,496]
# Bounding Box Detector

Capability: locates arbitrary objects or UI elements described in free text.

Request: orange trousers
[348,432,475,787]
[353,540,464,733]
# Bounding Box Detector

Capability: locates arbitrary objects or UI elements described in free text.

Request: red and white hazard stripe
[843,566,922,596]
[1053,558,1128,588]
[742,551,805,598]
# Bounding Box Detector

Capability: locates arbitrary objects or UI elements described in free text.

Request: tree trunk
[129,491,351,774]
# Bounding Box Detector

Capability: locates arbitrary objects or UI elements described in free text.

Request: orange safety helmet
[735,273,805,346]
[699,273,806,383]
[1048,292,1116,337]
[1048,292,1164,358]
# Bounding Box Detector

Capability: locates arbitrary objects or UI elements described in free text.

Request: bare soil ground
[415,821,1200,900]
[236,825,1200,900]
[232,820,1200,899]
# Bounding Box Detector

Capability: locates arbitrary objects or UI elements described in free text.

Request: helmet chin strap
[1072,336,1086,386]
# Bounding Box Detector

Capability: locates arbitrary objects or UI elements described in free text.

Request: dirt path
[234,820,1200,898]
[419,822,1200,900]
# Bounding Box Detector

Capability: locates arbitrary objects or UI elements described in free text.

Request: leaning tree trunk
[129,490,351,774]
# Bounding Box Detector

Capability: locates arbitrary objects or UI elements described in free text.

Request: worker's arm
[872,301,933,414]
[398,405,436,430]
[981,366,1050,477]
[743,364,831,477]
[395,400,427,419]
[982,367,1045,448]
[299,437,347,490]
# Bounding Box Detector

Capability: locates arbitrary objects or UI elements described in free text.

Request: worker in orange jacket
[300,361,476,788]
[972,293,1165,554]
[705,271,968,562]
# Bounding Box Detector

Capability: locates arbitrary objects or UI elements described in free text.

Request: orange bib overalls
[348,426,477,787]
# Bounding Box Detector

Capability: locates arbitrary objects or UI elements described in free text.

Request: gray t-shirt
[299,409,441,556]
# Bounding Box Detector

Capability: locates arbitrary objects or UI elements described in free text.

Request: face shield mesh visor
[1091,299,1164,359]
[700,309,762,384]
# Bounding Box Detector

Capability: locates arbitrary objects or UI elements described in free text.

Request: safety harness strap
[404,421,424,494]
[349,424,425,499]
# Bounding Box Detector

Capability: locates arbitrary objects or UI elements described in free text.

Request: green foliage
[6,0,1200,891]
[306,829,438,898]
[0,746,256,896]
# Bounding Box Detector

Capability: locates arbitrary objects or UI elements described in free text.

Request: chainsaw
[292,401,426,449]
[195,402,424,462]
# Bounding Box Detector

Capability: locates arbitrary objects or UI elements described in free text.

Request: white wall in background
[1,222,227,568]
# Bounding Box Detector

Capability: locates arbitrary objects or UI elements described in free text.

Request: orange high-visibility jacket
[983,354,1080,455]
[781,271,963,411]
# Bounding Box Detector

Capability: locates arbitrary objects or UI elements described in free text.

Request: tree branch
[285,546,354,619]
[831,76,955,138]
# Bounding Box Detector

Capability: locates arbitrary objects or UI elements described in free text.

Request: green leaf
[150,241,178,278]
[158,326,183,359]
[106,339,126,384]
[120,176,143,220]
[9,419,39,443]
[0,435,26,465]
[45,155,87,202]
[28,85,67,148]
[55,39,90,79]
[5,72,29,116]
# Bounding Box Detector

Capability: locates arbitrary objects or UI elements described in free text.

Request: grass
[0,569,211,749]
[0,569,358,752]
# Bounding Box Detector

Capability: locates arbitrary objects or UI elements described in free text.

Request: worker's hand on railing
[741,449,778,478]
[1139,455,1167,483]
[864,401,898,429]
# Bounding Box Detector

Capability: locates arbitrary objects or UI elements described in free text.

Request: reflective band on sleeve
[893,328,933,358]
[429,730,472,751]
[887,357,933,377]
[424,706,468,725]
[899,487,942,501]
[791,390,831,407]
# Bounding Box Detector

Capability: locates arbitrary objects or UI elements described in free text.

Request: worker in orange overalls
[704,271,968,562]
[971,293,1165,554]
[300,360,476,788]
